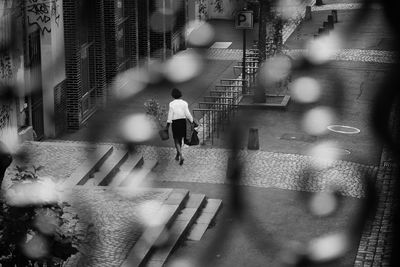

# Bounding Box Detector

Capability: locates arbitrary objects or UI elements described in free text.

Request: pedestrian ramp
[122,189,223,267]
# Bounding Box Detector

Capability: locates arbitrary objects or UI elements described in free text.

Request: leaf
[15,165,27,172]
[35,165,45,172]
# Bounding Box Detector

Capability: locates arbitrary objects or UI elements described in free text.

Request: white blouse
[167,99,194,123]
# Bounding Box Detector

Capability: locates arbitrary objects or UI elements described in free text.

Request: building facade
[0,0,189,141]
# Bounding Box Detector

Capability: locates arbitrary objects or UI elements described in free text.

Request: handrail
[214,85,243,88]
[203,96,235,99]
[220,78,246,83]
[233,66,259,69]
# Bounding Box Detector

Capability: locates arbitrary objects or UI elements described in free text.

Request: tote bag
[187,130,199,146]
[159,129,169,140]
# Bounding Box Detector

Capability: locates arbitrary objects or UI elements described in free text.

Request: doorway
[28,30,44,140]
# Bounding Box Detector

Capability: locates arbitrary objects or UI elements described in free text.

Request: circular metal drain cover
[328,148,351,155]
[327,125,361,134]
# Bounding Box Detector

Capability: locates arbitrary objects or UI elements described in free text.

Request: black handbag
[159,129,169,140]
[187,130,199,146]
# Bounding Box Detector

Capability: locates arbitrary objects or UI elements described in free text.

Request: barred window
[116,0,129,71]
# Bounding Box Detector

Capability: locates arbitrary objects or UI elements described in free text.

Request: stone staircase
[60,143,222,267]
[61,144,156,188]
[122,189,222,267]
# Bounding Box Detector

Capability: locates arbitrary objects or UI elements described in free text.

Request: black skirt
[172,119,186,140]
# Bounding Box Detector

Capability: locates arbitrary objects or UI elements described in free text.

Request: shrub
[144,99,167,128]
[0,165,78,266]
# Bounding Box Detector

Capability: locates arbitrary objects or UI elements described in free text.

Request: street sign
[235,10,254,29]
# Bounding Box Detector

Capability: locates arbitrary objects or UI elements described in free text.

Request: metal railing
[192,108,221,145]
[233,65,259,91]
[211,87,242,103]
[192,77,245,144]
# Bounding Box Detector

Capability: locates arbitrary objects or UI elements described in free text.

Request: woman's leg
[174,137,182,159]
[174,137,184,165]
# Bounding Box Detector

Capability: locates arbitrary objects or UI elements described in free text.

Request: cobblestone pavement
[1,141,171,267]
[2,141,95,189]
[312,3,382,11]
[285,49,398,64]
[281,0,316,43]
[4,140,381,266]
[201,48,397,63]
[354,147,394,266]
[137,145,377,199]
[61,187,170,267]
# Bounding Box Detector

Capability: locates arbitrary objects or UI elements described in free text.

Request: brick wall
[137,0,150,64]
[63,0,106,130]
[147,0,188,61]
[174,0,186,51]
[125,0,139,68]
[92,0,107,107]
[103,0,118,85]
[63,0,82,130]
[62,0,187,131]
[149,0,166,60]
[54,79,67,135]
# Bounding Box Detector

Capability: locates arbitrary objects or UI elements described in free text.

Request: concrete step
[119,159,158,188]
[85,149,129,186]
[187,199,223,241]
[122,189,189,267]
[62,145,113,187]
[108,154,144,187]
[144,194,207,267]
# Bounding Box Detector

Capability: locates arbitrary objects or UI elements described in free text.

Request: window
[116,0,124,19]
[80,42,97,119]
[116,0,129,71]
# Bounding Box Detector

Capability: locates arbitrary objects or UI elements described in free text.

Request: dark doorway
[28,30,44,140]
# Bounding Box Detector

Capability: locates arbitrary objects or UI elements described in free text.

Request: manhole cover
[327,125,360,134]
[326,148,351,155]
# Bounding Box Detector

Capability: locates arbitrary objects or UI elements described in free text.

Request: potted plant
[144,99,169,140]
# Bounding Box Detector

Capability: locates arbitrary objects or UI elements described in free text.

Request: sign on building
[235,10,254,29]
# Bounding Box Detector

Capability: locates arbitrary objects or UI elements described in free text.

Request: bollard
[332,10,338,22]
[316,0,323,6]
[324,21,333,31]
[323,22,330,33]
[305,6,312,21]
[248,128,260,150]
[327,20,334,30]
[328,15,334,24]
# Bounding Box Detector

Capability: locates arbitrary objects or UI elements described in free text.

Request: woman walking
[166,88,194,165]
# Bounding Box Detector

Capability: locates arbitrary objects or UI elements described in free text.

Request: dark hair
[171,88,182,99]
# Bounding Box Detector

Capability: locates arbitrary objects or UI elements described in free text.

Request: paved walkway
[2,141,172,267]
[198,48,397,63]
[2,138,368,266]
[312,3,383,11]
[18,140,374,200]
[62,187,170,267]
[136,145,376,199]
[2,141,95,190]
[354,147,394,266]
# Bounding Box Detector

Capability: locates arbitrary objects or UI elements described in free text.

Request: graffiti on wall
[196,0,208,20]
[26,0,60,34]
[0,54,13,81]
[0,104,11,131]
